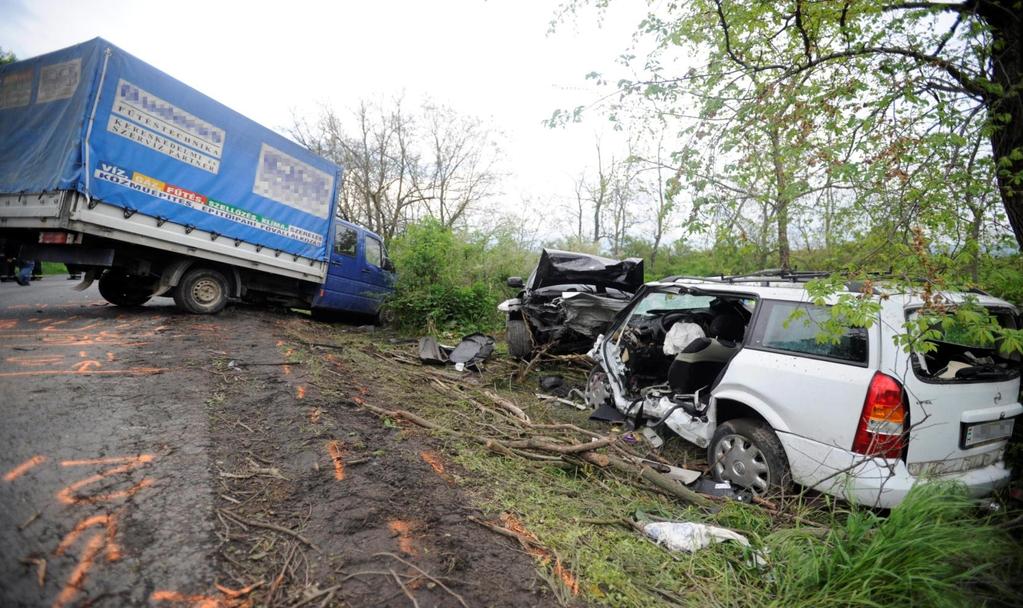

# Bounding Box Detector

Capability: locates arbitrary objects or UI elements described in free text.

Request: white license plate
[963,419,1015,448]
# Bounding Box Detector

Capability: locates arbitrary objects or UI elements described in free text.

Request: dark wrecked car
[498,249,644,359]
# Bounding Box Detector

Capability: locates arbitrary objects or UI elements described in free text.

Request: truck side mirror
[506,276,524,289]
[382,257,396,273]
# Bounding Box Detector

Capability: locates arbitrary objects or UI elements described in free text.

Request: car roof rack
[660,268,955,290]
[661,269,832,286]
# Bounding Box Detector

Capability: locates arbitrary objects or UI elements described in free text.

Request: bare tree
[417,104,500,228]
[289,99,501,241]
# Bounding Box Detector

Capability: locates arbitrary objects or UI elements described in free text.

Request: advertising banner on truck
[0,38,340,262]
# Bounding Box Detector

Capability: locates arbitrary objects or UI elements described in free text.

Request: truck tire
[708,418,791,494]
[173,267,229,314]
[506,319,532,360]
[98,271,152,307]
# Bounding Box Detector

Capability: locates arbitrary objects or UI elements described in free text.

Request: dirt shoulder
[204,314,556,607]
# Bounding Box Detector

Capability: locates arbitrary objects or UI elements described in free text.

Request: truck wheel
[98,271,151,307]
[708,418,791,494]
[174,267,229,314]
[506,319,532,360]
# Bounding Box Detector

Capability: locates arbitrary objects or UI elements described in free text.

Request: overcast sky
[0,0,648,237]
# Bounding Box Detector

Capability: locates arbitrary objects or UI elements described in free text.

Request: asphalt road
[0,279,217,607]
[0,279,554,608]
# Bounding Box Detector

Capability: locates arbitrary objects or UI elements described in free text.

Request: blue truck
[0,38,393,317]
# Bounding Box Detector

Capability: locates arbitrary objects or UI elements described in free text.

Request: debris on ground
[690,477,753,501]
[538,375,570,397]
[642,521,763,564]
[534,392,587,410]
[417,333,495,371]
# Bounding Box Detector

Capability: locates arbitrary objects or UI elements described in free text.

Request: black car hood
[529,249,644,293]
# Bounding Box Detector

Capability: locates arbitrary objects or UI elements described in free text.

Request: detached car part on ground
[499,249,644,359]
[585,275,1021,508]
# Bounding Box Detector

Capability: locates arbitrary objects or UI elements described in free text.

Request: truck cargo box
[0,38,339,277]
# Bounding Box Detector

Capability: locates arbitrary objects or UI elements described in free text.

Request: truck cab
[312,219,394,317]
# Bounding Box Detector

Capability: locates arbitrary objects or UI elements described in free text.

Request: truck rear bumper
[779,432,1010,508]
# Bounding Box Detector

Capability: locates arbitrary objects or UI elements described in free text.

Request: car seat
[667,337,740,395]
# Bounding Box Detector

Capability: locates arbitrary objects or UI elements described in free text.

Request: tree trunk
[770,126,792,270]
[981,0,1023,250]
[967,206,984,283]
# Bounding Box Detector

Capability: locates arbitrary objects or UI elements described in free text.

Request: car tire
[97,271,152,307]
[506,319,532,360]
[708,418,791,494]
[173,267,229,314]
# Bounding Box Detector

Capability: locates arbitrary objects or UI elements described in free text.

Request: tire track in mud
[205,316,557,607]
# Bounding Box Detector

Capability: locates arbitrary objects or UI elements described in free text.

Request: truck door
[360,234,394,307]
[314,223,394,315]
[314,223,377,314]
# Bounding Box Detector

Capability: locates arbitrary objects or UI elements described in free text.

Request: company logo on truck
[107,79,224,174]
[94,162,323,247]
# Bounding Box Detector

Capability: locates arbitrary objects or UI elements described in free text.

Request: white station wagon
[585,273,1021,507]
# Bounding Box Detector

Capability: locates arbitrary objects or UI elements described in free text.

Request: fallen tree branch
[482,391,530,422]
[376,552,469,608]
[503,435,617,454]
[579,453,713,508]
[218,509,320,551]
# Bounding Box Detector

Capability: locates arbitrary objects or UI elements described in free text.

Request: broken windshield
[632,292,715,316]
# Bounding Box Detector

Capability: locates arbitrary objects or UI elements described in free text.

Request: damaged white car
[585,274,1021,508]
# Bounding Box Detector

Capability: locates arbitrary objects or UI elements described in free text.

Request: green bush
[386,219,533,333]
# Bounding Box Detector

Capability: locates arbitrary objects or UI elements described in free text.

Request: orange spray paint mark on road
[57,454,155,505]
[3,455,47,481]
[51,513,122,608]
[307,408,322,424]
[388,519,417,555]
[151,583,258,608]
[5,355,65,366]
[42,318,74,331]
[282,364,292,376]
[106,352,115,362]
[498,513,579,596]
[55,513,121,561]
[419,450,449,481]
[326,440,345,481]
[0,367,166,378]
[78,351,88,358]
[295,385,306,400]
[71,360,102,373]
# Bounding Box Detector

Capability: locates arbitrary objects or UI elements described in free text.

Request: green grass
[288,321,1023,608]
[39,261,70,275]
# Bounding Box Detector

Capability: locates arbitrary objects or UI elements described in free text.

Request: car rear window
[750,300,868,365]
[906,307,1020,383]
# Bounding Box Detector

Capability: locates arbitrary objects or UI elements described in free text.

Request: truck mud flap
[72,268,97,292]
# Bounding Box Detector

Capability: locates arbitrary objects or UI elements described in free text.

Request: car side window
[365,237,382,268]
[334,226,357,256]
[751,300,868,364]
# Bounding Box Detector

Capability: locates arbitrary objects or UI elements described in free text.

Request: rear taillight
[852,372,906,459]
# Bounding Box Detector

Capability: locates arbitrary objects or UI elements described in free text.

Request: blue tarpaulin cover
[0,38,339,261]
